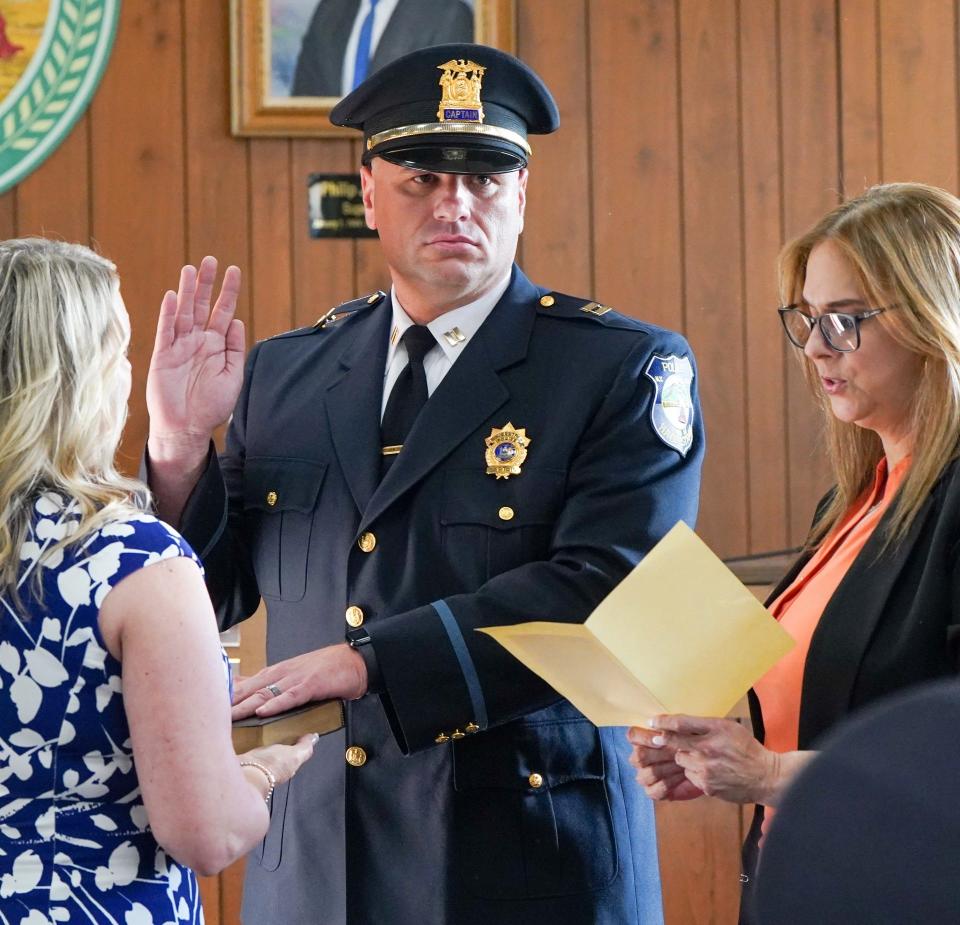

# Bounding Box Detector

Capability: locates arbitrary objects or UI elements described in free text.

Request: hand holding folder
[479,522,794,726]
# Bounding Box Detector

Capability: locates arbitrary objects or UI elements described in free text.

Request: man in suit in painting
[291,0,474,97]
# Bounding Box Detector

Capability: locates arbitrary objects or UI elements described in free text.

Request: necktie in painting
[352,0,380,90]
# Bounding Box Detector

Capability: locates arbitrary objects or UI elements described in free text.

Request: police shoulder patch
[644,353,695,456]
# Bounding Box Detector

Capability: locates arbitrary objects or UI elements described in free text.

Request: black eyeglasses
[777,304,891,352]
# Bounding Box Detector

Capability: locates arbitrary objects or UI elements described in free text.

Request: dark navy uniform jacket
[178,266,704,925]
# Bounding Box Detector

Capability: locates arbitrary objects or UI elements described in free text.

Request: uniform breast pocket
[440,468,566,585]
[242,457,327,602]
[451,717,618,899]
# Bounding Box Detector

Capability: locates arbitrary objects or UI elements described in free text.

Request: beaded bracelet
[239,759,277,805]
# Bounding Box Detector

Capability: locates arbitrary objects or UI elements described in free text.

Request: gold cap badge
[437,59,486,124]
[484,423,530,479]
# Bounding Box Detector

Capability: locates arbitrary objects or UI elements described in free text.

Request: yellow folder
[478,521,794,725]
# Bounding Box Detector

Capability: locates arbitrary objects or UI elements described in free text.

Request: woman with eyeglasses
[626,182,960,921]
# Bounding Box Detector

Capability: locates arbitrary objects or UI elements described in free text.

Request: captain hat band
[367,121,532,157]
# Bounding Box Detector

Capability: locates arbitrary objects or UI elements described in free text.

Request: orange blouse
[754,455,910,834]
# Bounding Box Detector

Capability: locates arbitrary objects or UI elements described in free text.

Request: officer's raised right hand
[147,257,245,452]
[146,257,245,524]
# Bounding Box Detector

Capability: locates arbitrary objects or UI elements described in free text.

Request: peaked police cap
[329,43,560,174]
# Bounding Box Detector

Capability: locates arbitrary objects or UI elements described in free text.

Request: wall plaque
[308,173,376,239]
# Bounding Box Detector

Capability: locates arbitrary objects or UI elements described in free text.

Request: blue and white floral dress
[0,493,207,925]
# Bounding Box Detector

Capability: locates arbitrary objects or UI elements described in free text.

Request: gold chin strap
[366,121,532,157]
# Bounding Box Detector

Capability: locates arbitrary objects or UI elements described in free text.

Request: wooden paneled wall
[5,1,958,922]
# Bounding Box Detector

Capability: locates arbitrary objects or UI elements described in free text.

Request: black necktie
[380,325,436,472]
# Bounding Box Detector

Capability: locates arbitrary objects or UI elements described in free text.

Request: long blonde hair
[779,183,960,547]
[0,238,147,606]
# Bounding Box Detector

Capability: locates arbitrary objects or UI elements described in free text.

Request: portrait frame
[230,0,517,137]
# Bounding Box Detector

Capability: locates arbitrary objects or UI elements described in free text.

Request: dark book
[232,699,344,752]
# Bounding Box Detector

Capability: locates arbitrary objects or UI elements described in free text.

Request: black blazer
[292,0,474,97]
[741,455,960,920]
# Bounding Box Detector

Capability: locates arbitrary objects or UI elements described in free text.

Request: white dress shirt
[381,273,512,419]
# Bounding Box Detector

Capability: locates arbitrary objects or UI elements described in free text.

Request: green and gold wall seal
[0,0,119,193]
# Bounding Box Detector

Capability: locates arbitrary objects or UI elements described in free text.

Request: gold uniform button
[435,733,450,744]
[358,532,377,553]
[539,295,555,308]
[450,729,466,740]
[464,722,479,734]
[345,605,365,627]
[498,506,515,521]
[528,772,544,789]
[345,746,367,767]
[266,490,278,507]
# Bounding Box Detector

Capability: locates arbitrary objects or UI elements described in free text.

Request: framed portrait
[231,0,517,137]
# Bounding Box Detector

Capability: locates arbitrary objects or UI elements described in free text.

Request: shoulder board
[534,291,646,331]
[266,290,387,341]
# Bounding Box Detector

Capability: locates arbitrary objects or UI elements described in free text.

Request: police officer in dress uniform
[145,44,703,925]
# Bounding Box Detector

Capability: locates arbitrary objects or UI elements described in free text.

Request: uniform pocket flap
[243,457,328,513]
[453,719,604,792]
[441,469,566,529]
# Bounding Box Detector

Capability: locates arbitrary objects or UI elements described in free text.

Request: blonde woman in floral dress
[0,240,316,925]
